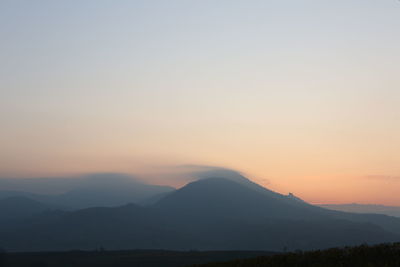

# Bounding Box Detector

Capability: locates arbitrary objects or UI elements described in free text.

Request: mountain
[320,203,400,218]
[0,173,175,209]
[190,168,321,209]
[189,172,400,235]
[1,178,399,252]
[154,178,330,222]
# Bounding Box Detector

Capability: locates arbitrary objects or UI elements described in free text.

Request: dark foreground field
[192,243,400,267]
[0,250,276,267]
[1,243,400,267]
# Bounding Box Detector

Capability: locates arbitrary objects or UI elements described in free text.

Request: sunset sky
[1,0,400,205]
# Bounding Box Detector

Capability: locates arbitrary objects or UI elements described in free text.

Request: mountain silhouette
[154,178,329,223]
[1,177,399,252]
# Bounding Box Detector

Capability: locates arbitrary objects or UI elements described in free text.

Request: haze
[1,0,400,205]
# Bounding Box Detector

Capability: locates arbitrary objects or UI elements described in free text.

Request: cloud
[134,164,257,187]
[0,164,266,190]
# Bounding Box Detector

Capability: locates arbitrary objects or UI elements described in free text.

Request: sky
[1,0,400,205]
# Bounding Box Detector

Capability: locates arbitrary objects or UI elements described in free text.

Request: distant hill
[1,178,399,252]
[319,203,400,218]
[0,173,175,209]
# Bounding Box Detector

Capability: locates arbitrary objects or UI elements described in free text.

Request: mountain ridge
[1,177,399,252]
